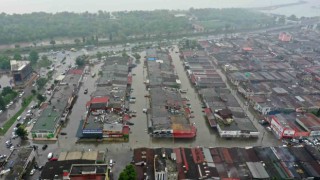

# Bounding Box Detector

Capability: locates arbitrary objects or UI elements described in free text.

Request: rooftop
[10,60,30,71]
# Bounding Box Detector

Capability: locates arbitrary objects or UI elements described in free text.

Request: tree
[36,78,47,90]
[0,55,11,70]
[119,165,137,180]
[13,53,22,60]
[21,97,28,106]
[29,50,39,64]
[288,14,298,21]
[50,39,56,48]
[76,56,86,66]
[37,94,46,102]
[31,89,37,95]
[14,44,20,49]
[16,126,28,138]
[1,86,14,96]
[41,55,48,61]
[133,53,141,60]
[96,51,102,60]
[0,96,5,110]
[74,38,81,46]
[122,49,128,58]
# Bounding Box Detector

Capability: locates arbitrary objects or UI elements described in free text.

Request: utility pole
[260,132,265,146]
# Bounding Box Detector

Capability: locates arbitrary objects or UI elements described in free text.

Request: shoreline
[252,0,307,11]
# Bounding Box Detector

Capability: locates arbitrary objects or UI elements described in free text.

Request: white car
[0,110,2,114]
[47,152,53,159]
[30,169,35,175]
[18,92,24,98]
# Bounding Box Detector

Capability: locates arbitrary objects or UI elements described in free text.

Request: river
[0,0,319,17]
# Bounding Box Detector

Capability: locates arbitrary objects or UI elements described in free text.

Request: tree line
[0,8,276,45]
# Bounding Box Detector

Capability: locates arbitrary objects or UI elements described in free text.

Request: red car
[50,158,58,161]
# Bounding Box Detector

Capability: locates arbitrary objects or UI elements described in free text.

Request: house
[269,114,295,139]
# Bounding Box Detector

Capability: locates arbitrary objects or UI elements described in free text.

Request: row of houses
[202,29,320,139]
[180,49,259,138]
[31,68,83,139]
[145,49,196,138]
[133,146,320,179]
[80,56,132,140]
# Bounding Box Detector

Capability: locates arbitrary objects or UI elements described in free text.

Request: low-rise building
[31,69,83,139]
[10,60,34,88]
[2,147,35,180]
[296,113,320,137]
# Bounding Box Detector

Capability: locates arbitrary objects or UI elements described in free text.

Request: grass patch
[0,95,34,135]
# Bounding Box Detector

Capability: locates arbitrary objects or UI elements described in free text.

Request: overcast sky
[0,0,302,14]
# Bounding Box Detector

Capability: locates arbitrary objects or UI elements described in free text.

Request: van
[109,159,113,167]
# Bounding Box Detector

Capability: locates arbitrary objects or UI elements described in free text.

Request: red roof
[242,47,253,51]
[123,114,130,121]
[122,125,130,135]
[91,97,109,104]
[127,75,132,85]
[69,69,83,75]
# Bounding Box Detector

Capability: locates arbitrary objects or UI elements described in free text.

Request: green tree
[133,53,141,60]
[119,165,137,180]
[75,56,86,66]
[1,86,14,96]
[36,78,47,90]
[15,126,28,138]
[122,49,128,58]
[13,53,22,60]
[21,97,28,106]
[41,55,48,61]
[74,38,81,45]
[96,51,102,60]
[0,55,10,70]
[0,96,5,110]
[29,50,39,64]
[288,14,298,21]
[37,94,46,102]
[50,39,56,48]
[31,89,37,95]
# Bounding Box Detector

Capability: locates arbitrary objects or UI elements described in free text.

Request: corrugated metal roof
[246,162,269,179]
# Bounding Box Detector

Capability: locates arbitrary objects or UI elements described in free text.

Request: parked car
[30,169,35,175]
[47,152,53,159]
[84,89,88,94]
[0,110,3,114]
[18,92,24,98]
[179,89,187,93]
[125,121,134,126]
[42,144,48,150]
[266,126,272,132]
[258,119,269,125]
[60,132,67,135]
